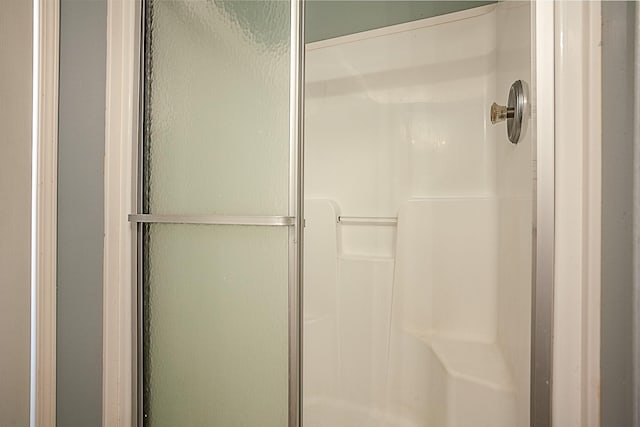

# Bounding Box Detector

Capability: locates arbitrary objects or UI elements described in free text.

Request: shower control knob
[490,80,527,144]
[490,103,513,124]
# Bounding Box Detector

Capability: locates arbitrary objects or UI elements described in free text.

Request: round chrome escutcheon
[490,80,528,144]
[507,80,526,144]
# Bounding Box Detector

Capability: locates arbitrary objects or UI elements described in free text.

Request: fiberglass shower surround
[303,3,533,427]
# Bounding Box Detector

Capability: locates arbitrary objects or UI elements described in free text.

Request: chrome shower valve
[490,80,527,144]
[490,102,513,124]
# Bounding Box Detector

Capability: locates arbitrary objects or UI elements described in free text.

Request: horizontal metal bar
[337,216,398,226]
[128,214,295,226]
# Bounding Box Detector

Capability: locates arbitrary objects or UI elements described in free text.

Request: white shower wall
[304,3,532,426]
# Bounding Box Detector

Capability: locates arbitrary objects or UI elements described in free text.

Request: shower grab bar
[336,216,397,226]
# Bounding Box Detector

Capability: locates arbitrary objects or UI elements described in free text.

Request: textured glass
[144,224,289,426]
[145,0,290,215]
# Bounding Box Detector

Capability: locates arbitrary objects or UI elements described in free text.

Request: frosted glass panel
[144,224,289,426]
[145,0,290,215]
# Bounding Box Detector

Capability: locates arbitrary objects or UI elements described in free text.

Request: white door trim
[583,4,602,425]
[32,0,59,425]
[552,1,602,426]
[103,1,140,426]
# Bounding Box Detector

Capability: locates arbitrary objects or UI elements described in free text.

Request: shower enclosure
[131,1,544,426]
[303,3,532,426]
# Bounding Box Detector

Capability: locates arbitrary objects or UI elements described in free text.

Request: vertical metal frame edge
[288,0,305,426]
[634,2,640,423]
[136,1,146,425]
[635,3,640,424]
[531,1,555,426]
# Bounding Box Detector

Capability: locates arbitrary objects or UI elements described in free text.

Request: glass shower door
[134,1,302,426]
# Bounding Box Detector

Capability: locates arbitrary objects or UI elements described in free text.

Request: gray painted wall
[57,1,107,425]
[0,1,33,425]
[601,2,635,426]
[305,1,495,42]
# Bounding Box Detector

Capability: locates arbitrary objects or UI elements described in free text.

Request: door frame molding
[551,1,602,426]
[32,0,59,425]
[103,1,140,426]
